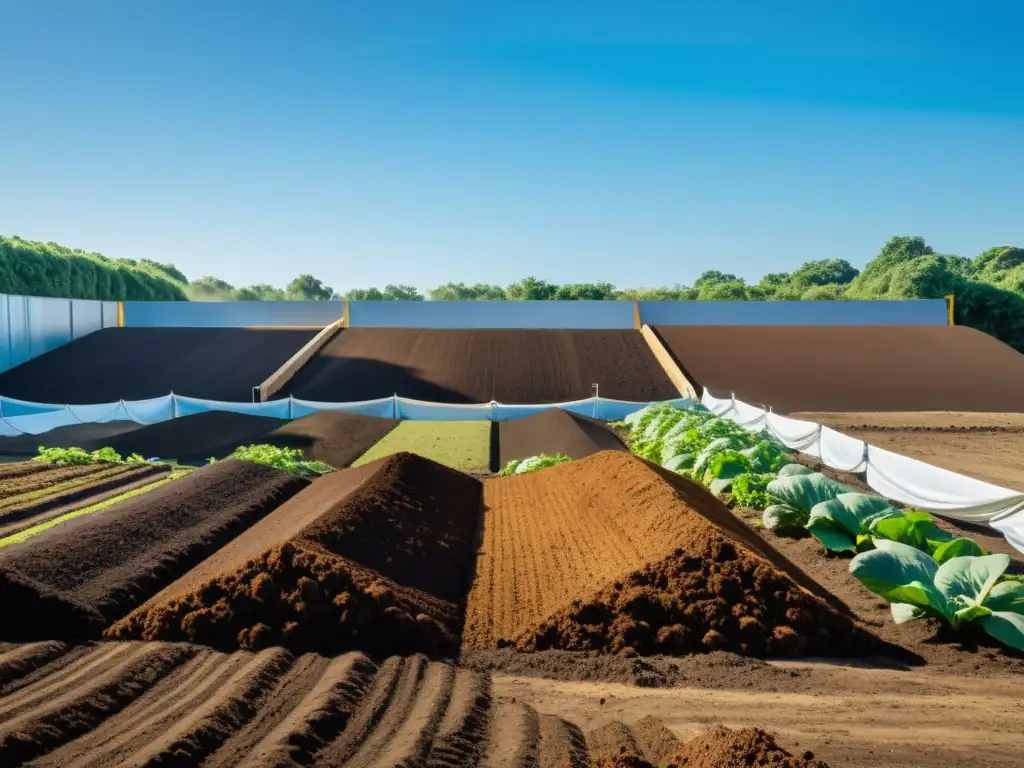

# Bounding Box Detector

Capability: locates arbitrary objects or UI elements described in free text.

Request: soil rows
[0,327,317,403]
[109,452,484,658]
[463,451,878,658]
[0,640,826,768]
[655,324,1024,413]
[0,461,309,640]
[0,422,144,458]
[282,328,679,404]
[497,408,626,466]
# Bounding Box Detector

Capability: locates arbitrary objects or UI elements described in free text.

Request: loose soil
[0,422,144,458]
[261,410,398,467]
[0,460,308,640]
[0,641,732,768]
[353,420,493,472]
[0,327,318,403]
[792,411,1024,490]
[283,328,679,403]
[0,463,111,501]
[108,452,484,658]
[83,410,284,463]
[0,463,170,539]
[498,408,627,466]
[463,451,883,660]
[656,324,1024,413]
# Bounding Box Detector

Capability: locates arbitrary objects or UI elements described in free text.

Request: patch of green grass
[0,470,190,548]
[352,421,491,472]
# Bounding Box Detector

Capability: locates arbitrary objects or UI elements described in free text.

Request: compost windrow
[0,460,309,640]
[498,408,627,466]
[282,328,678,404]
[260,411,398,467]
[108,452,484,658]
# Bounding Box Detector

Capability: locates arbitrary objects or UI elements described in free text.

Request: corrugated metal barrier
[0,294,117,373]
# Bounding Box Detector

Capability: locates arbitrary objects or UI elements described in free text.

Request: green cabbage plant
[501,453,572,475]
[740,441,789,474]
[762,472,851,533]
[850,540,1024,650]
[702,450,752,494]
[806,493,901,552]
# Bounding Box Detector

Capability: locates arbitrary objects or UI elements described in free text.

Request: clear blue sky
[1,1,1022,293]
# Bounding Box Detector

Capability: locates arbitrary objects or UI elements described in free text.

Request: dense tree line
[7,233,1024,350]
[0,236,188,301]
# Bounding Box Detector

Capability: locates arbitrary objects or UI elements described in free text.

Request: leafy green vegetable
[776,463,813,478]
[730,473,777,510]
[664,452,694,474]
[34,445,123,466]
[766,472,850,516]
[125,453,148,465]
[741,441,789,473]
[498,459,522,476]
[703,450,751,493]
[502,453,572,475]
[871,510,954,554]
[850,541,1024,650]
[806,493,901,553]
[90,447,123,464]
[231,444,334,476]
[762,504,808,533]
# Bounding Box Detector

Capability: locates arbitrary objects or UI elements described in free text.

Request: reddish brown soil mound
[108,452,483,658]
[655,324,1024,413]
[260,410,398,467]
[0,421,143,457]
[465,451,877,659]
[498,408,626,465]
[0,460,308,640]
[83,411,283,462]
[0,327,318,403]
[283,328,678,403]
[665,725,829,768]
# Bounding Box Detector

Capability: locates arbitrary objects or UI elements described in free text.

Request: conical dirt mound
[465,451,878,658]
[107,452,483,658]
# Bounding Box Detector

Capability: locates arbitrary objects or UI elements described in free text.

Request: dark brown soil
[656,325,1024,413]
[0,327,317,403]
[460,649,799,689]
[283,328,678,403]
[108,452,484,658]
[0,463,169,533]
[498,408,626,465]
[0,464,110,501]
[0,460,309,639]
[0,422,144,457]
[260,411,399,467]
[83,411,283,463]
[664,725,829,768]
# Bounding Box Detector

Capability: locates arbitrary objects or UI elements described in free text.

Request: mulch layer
[260,411,399,467]
[0,327,317,403]
[498,408,627,465]
[0,460,309,640]
[83,411,284,463]
[0,422,144,457]
[282,328,679,403]
[656,324,1024,413]
[108,452,484,659]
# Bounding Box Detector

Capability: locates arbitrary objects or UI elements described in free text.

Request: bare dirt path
[493,659,1024,768]
[792,411,1024,490]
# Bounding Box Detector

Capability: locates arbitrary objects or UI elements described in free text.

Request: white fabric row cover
[0,393,697,436]
[700,389,1024,551]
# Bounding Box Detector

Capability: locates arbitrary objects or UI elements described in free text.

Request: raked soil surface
[0,640,835,768]
[791,411,1024,490]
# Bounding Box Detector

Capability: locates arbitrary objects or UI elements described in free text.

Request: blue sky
[1,1,1022,292]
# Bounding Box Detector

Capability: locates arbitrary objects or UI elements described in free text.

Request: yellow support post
[342,299,350,328]
[117,301,125,327]
[946,294,955,326]
[633,300,641,330]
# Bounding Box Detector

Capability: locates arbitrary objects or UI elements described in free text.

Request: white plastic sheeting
[700,388,1024,552]
[0,393,697,437]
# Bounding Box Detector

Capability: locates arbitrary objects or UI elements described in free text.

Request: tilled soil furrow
[210,651,378,768]
[631,715,681,765]
[315,655,423,765]
[0,644,135,715]
[369,661,456,768]
[0,643,191,765]
[480,701,540,768]
[537,714,589,768]
[425,669,492,768]
[0,464,109,502]
[586,721,644,767]
[0,641,68,687]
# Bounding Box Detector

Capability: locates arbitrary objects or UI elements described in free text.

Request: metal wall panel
[347,300,636,329]
[102,301,119,328]
[27,297,73,358]
[638,299,948,326]
[122,301,343,327]
[72,300,104,339]
[0,294,110,374]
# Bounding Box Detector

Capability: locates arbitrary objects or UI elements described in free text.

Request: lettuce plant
[741,441,788,474]
[762,472,850,533]
[776,463,813,478]
[509,453,572,475]
[703,450,752,494]
[806,493,901,552]
[730,473,777,510]
[231,444,334,476]
[850,540,1024,650]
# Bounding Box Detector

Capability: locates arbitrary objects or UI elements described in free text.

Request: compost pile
[260,410,398,467]
[108,452,483,658]
[498,407,627,465]
[664,725,830,768]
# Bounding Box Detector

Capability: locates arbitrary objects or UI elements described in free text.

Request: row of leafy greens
[498,453,573,476]
[622,403,1024,651]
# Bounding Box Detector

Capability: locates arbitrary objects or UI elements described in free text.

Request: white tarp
[700,388,1024,552]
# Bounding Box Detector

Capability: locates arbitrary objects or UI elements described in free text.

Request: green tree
[801,284,849,301]
[554,282,617,300]
[429,282,507,300]
[235,283,286,301]
[286,274,335,301]
[506,276,559,300]
[790,259,859,288]
[698,280,748,301]
[382,284,424,301]
[694,270,741,289]
[140,259,188,284]
[188,276,236,301]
